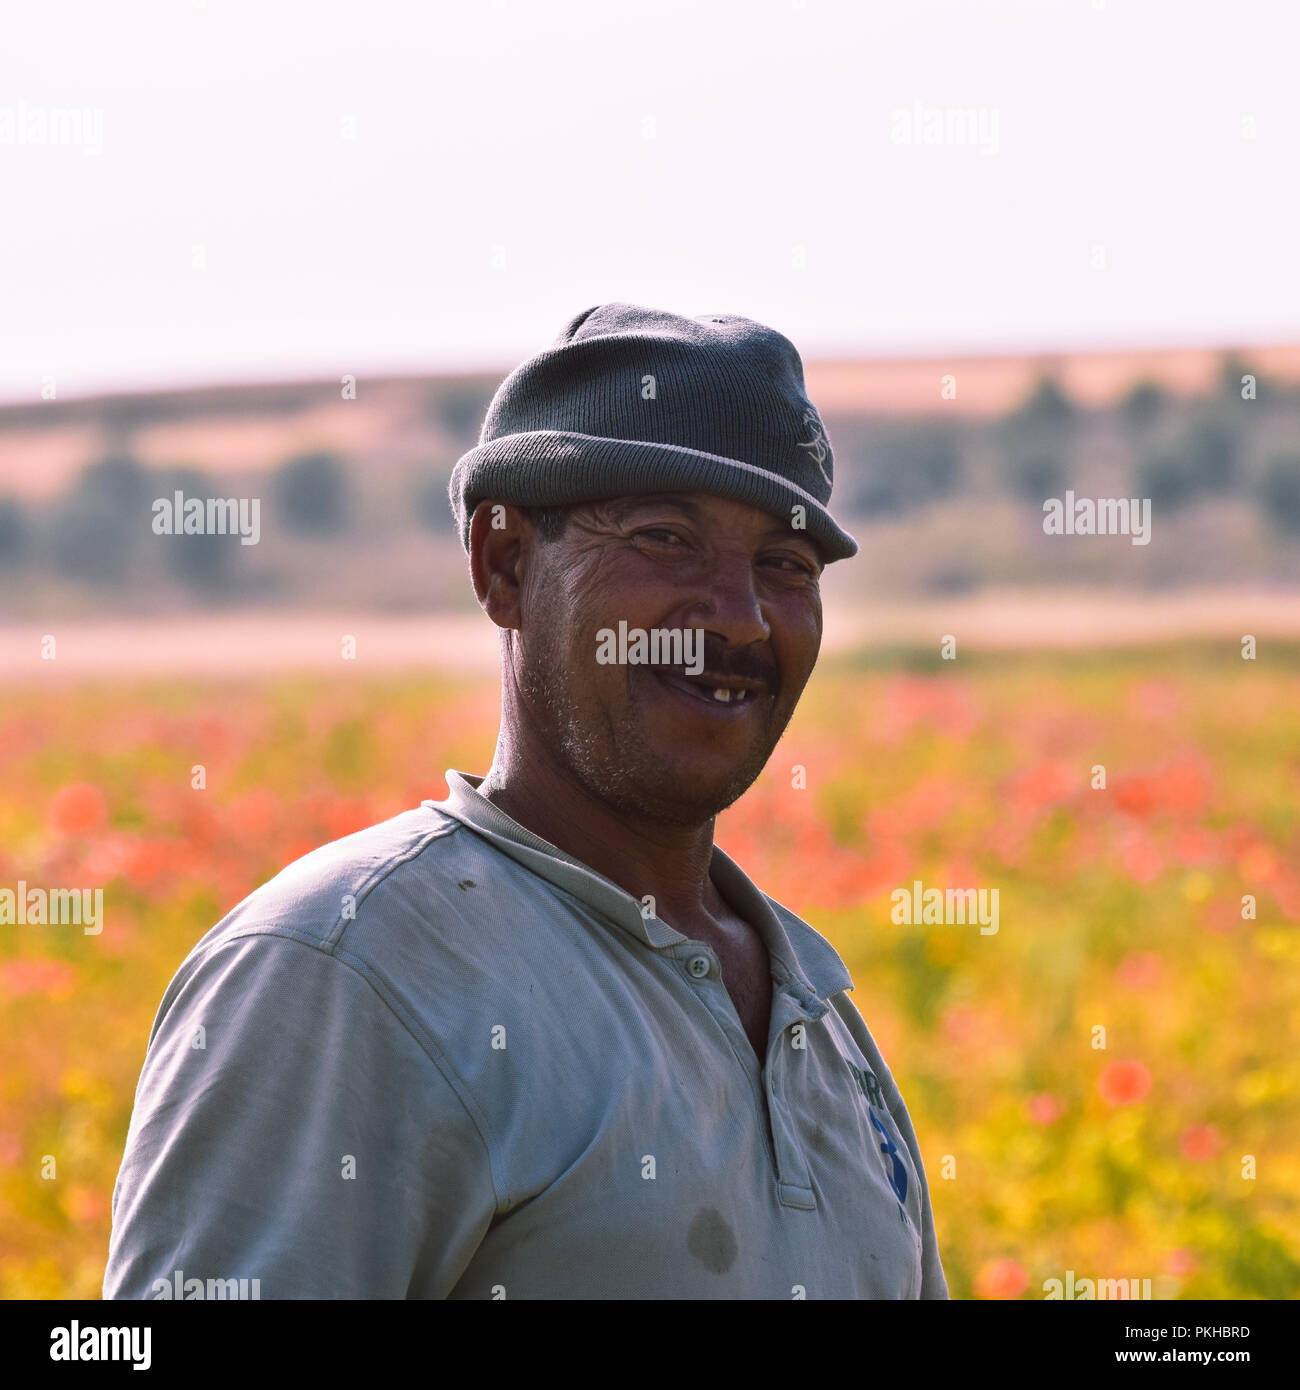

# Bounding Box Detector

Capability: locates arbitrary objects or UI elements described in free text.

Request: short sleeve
[103,932,497,1299]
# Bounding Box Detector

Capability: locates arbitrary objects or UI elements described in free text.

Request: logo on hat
[795,407,832,487]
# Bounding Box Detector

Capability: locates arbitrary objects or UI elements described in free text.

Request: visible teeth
[713,688,732,702]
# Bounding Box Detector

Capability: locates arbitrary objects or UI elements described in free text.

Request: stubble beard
[514,626,783,829]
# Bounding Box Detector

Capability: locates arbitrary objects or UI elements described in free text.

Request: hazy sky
[2,0,1297,402]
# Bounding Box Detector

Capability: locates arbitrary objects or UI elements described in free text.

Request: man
[104,302,949,1299]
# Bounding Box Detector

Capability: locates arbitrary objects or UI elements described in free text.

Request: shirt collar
[425,769,853,1006]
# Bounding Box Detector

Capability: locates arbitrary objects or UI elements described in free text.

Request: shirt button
[687,954,712,979]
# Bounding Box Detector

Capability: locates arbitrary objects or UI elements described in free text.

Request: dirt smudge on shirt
[687,1207,737,1274]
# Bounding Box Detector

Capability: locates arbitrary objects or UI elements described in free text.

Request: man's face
[508,492,824,828]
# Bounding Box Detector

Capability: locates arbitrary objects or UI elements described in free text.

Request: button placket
[765,987,827,1209]
[673,942,780,1173]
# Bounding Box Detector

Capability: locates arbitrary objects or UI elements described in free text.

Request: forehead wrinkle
[602,494,701,523]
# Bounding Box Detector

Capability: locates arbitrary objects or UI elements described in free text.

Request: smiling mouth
[648,668,768,708]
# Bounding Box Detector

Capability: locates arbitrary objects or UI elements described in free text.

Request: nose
[679,555,770,651]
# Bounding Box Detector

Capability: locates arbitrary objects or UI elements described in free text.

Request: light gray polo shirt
[104,770,949,1300]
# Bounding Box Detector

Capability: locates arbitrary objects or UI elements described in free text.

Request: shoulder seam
[319,817,461,951]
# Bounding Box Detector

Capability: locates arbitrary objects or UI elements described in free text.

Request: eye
[763,553,818,578]
[635,527,686,546]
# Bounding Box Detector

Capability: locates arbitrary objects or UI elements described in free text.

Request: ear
[468,500,532,630]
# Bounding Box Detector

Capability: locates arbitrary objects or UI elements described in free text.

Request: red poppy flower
[1180,1125,1222,1161]
[49,783,106,836]
[974,1259,1029,1299]
[1098,1059,1151,1106]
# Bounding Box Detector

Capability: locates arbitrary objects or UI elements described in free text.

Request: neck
[477,731,725,930]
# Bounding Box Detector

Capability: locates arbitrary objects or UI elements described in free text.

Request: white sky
[1,0,1297,402]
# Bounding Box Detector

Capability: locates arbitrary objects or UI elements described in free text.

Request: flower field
[1,646,1297,1298]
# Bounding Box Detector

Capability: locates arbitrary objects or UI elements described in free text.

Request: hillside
[1,343,1298,616]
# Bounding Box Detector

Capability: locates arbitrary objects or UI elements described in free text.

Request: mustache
[653,639,780,695]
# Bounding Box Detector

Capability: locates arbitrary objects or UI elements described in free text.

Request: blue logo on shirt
[869,1107,909,1206]
[846,1061,909,1205]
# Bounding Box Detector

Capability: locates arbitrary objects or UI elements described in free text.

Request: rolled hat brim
[450,429,859,563]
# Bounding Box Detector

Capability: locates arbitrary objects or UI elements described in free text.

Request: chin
[610,759,766,827]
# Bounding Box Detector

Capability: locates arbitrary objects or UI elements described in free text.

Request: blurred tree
[847,424,961,515]
[0,497,28,566]
[1012,375,1076,433]
[169,528,233,594]
[1183,420,1237,493]
[1259,455,1300,535]
[844,428,901,516]
[87,452,152,510]
[1012,452,1065,503]
[1119,380,1167,434]
[412,471,456,534]
[925,566,976,595]
[432,385,489,440]
[1218,352,1266,405]
[157,466,235,593]
[273,451,349,535]
[847,461,902,517]
[50,452,152,584]
[1137,454,1199,513]
[908,427,961,499]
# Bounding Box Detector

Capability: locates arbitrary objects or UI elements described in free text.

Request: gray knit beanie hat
[448,302,858,563]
